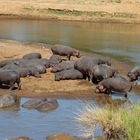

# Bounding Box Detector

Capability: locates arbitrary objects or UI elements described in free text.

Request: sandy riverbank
[0,39,130,98]
[0,0,140,24]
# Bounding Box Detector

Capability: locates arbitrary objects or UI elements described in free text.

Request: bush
[75,104,140,140]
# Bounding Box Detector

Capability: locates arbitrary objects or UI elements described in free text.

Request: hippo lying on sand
[95,75,132,97]
[127,66,140,81]
[49,54,62,66]
[74,56,111,81]
[51,61,75,73]
[51,44,80,60]
[23,53,42,59]
[55,69,83,81]
[0,70,21,90]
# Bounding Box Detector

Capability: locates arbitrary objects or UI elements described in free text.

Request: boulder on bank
[0,93,18,108]
[47,133,86,140]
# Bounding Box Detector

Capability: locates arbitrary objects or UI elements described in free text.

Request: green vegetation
[76,104,140,140]
[47,8,136,18]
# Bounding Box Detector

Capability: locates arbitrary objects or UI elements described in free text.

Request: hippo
[49,54,62,66]
[0,93,18,108]
[74,56,111,81]
[95,76,132,97]
[51,44,80,60]
[51,61,75,73]
[0,59,14,68]
[22,97,48,109]
[55,69,83,81]
[23,53,42,59]
[35,99,58,112]
[0,70,21,90]
[91,64,117,83]
[127,66,140,81]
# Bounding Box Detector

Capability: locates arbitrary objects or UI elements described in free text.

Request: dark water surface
[0,19,140,139]
[0,19,140,65]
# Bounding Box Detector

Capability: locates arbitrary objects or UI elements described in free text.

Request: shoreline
[0,1,140,24]
[0,39,130,98]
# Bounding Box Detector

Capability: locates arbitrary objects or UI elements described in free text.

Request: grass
[47,8,136,18]
[75,104,140,140]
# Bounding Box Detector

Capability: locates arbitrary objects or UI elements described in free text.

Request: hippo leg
[9,83,15,90]
[17,81,21,90]
[106,88,112,96]
[67,55,71,60]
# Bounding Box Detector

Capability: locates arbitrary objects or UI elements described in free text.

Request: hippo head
[127,72,138,81]
[73,50,80,58]
[95,84,107,93]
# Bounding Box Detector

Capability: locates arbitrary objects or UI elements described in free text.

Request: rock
[47,133,86,140]
[0,93,18,108]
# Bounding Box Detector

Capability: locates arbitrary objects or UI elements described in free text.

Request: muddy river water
[0,19,140,139]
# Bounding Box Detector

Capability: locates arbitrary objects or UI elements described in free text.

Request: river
[0,19,140,65]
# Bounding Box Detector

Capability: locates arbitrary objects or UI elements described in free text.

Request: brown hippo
[51,44,80,60]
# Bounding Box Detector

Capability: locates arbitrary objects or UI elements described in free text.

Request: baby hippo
[23,53,42,59]
[55,69,83,81]
[91,64,116,83]
[51,44,80,60]
[127,66,140,81]
[95,75,132,97]
[51,61,75,73]
[49,54,62,66]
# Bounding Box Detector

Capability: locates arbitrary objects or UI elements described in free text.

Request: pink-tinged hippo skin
[74,56,111,81]
[51,44,80,60]
[23,53,42,59]
[0,70,21,90]
[95,75,132,97]
[51,60,75,73]
[55,68,83,81]
[127,66,140,81]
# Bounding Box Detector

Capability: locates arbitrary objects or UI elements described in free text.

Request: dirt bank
[0,39,130,98]
[0,0,140,24]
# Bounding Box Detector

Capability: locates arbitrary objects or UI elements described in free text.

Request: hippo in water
[23,53,42,59]
[95,75,132,97]
[74,56,111,81]
[127,66,140,81]
[0,70,21,90]
[51,44,80,60]
[55,68,83,81]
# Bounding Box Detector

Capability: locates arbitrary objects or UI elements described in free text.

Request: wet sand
[0,39,130,98]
